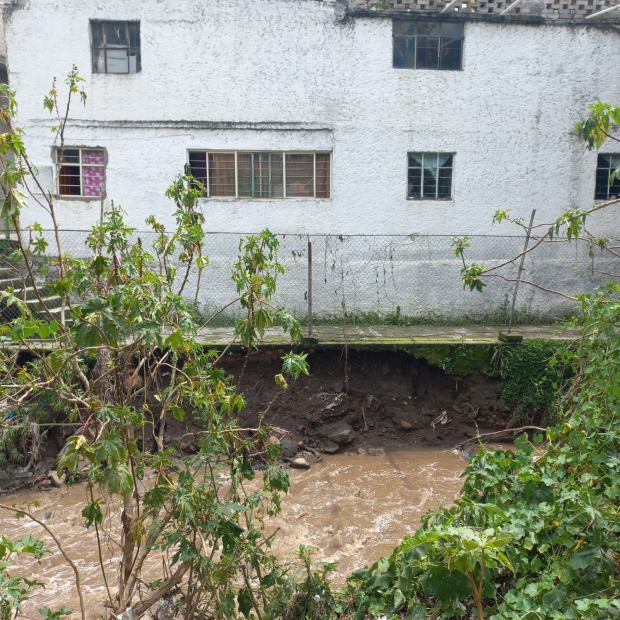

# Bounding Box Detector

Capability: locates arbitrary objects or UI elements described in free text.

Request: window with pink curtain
[56,148,105,197]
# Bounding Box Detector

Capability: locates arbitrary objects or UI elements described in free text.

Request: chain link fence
[1,230,619,327]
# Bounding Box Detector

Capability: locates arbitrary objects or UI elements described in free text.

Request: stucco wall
[5,0,620,236]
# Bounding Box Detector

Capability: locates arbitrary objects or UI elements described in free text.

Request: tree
[0,69,308,619]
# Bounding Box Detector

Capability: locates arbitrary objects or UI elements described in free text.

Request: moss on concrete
[399,343,497,376]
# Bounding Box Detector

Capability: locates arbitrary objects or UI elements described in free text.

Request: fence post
[307,238,313,336]
[508,209,536,333]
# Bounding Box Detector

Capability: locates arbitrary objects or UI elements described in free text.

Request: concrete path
[194,324,577,347]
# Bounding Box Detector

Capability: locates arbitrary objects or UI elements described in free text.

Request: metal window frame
[91,20,141,75]
[595,154,620,201]
[393,21,464,71]
[406,152,455,201]
[55,147,105,197]
[186,150,332,200]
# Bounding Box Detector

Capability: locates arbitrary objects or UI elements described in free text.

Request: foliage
[493,339,571,423]
[0,69,310,619]
[0,535,48,616]
[340,284,620,619]
[264,546,345,620]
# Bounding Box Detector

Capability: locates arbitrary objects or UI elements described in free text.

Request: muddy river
[0,449,466,618]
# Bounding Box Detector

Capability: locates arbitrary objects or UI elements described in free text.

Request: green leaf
[240,459,255,481]
[237,588,253,618]
[570,545,602,570]
[541,583,567,610]
[393,588,406,612]
[420,566,472,603]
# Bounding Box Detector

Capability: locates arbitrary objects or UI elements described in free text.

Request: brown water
[0,449,465,618]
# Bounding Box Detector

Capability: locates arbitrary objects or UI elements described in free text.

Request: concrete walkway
[194,324,577,347]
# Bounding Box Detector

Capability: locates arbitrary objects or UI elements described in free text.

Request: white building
[4,0,620,236]
[2,0,620,321]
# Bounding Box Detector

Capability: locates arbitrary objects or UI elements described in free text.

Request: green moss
[399,343,496,376]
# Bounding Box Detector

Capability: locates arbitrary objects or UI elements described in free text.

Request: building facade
[3,0,620,237]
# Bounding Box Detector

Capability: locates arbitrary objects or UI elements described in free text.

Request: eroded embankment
[217,347,510,459]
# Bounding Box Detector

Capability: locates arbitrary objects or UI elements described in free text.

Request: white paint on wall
[5,0,620,236]
[3,0,620,322]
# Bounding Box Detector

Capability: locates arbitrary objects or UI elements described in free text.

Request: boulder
[321,440,340,454]
[367,447,386,457]
[47,470,66,487]
[368,395,382,411]
[280,438,299,459]
[289,457,311,470]
[327,425,355,445]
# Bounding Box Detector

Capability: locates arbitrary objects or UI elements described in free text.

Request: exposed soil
[218,348,510,457]
[0,348,512,495]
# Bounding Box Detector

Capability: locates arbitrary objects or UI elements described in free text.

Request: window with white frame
[187,151,331,199]
[56,148,106,197]
[407,153,453,200]
[595,154,620,200]
[91,21,141,74]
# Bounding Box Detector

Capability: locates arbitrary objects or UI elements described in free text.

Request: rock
[280,439,299,459]
[322,440,340,454]
[452,404,463,414]
[290,457,311,469]
[367,447,386,457]
[400,421,413,430]
[327,425,356,445]
[357,447,367,455]
[333,382,344,393]
[468,408,480,420]
[368,395,382,411]
[47,470,66,487]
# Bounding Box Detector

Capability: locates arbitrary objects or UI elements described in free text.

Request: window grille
[188,152,331,199]
[393,21,464,70]
[595,154,620,200]
[407,152,453,200]
[91,21,141,74]
[56,148,106,197]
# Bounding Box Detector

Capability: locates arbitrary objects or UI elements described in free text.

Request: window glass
[188,152,330,199]
[106,49,129,73]
[595,154,620,200]
[105,22,128,47]
[408,152,453,200]
[285,154,314,198]
[91,21,140,74]
[316,153,331,199]
[208,153,236,197]
[238,153,283,198]
[393,20,463,71]
[57,148,105,197]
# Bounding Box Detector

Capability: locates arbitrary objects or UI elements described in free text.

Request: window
[91,21,141,74]
[56,148,106,197]
[188,152,331,199]
[407,153,453,200]
[393,21,463,70]
[595,154,620,200]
